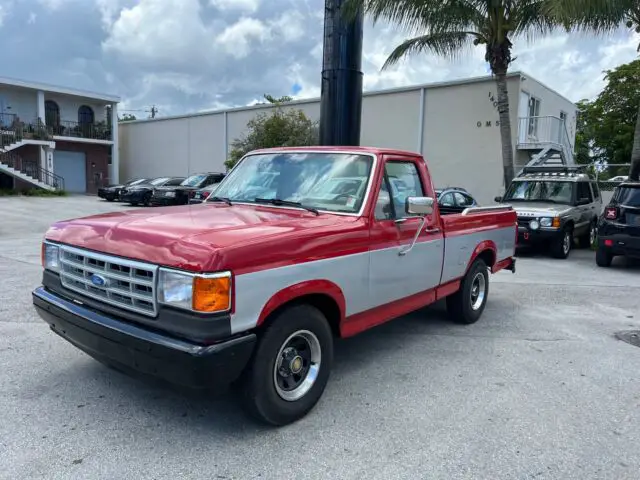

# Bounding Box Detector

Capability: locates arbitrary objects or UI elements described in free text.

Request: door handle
[424,227,440,233]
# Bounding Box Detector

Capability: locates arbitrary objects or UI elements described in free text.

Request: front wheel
[446,258,489,325]
[578,221,597,249]
[551,227,572,259]
[240,304,334,426]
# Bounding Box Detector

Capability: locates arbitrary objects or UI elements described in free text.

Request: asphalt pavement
[1,196,639,480]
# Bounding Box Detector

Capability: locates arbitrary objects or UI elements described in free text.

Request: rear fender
[466,240,497,274]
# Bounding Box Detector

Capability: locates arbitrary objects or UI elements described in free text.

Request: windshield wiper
[209,196,232,206]
[254,197,319,215]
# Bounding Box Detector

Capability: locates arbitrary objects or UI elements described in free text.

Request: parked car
[595,180,640,267]
[150,172,225,206]
[120,177,186,206]
[97,178,149,202]
[496,166,602,259]
[33,146,517,426]
[436,187,478,214]
[189,182,221,204]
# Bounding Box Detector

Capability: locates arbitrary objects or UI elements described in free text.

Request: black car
[120,176,186,206]
[150,172,226,206]
[596,181,640,267]
[436,187,478,214]
[189,182,222,205]
[97,178,149,202]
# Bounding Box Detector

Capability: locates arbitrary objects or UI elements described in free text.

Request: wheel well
[476,249,496,268]
[260,294,342,338]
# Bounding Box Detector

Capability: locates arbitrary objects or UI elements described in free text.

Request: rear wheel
[241,304,333,426]
[596,247,613,267]
[551,227,572,259]
[143,193,152,206]
[446,258,489,325]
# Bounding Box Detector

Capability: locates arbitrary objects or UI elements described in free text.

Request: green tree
[225,94,318,170]
[119,113,137,122]
[343,0,579,190]
[557,0,639,178]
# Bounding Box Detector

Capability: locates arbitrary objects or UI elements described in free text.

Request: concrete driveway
[1,196,639,480]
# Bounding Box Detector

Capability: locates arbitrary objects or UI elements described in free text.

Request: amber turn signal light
[192,275,231,313]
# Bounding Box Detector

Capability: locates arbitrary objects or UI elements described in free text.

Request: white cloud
[0,5,6,27]
[210,0,260,13]
[215,17,270,58]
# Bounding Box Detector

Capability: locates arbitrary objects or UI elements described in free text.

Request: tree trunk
[629,100,640,181]
[494,72,515,191]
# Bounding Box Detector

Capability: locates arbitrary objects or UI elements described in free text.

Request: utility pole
[319,0,364,146]
[149,105,158,119]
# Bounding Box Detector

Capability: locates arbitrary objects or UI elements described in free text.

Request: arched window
[45,100,60,126]
[78,105,94,125]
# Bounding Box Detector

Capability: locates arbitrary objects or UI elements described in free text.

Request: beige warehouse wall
[422,76,521,204]
[361,90,421,151]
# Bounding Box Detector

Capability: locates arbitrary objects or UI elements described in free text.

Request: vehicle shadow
[36,302,460,435]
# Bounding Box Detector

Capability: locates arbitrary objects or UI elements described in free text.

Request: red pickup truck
[33,147,516,426]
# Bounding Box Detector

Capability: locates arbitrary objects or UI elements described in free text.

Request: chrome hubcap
[470,272,486,311]
[563,233,571,254]
[273,330,321,402]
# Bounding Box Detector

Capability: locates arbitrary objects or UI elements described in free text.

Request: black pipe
[319,0,364,146]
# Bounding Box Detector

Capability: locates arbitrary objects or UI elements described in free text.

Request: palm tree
[342,0,578,190]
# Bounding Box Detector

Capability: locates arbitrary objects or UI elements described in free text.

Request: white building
[0,76,120,193]
[119,72,577,204]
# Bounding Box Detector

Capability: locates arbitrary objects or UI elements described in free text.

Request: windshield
[213,152,374,213]
[149,177,170,186]
[504,180,574,204]
[181,174,207,187]
[613,186,640,207]
[128,178,147,186]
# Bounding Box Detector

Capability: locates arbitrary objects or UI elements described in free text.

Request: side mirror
[577,198,589,205]
[494,196,503,203]
[405,196,434,216]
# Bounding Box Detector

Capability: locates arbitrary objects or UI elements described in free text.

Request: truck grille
[58,244,158,317]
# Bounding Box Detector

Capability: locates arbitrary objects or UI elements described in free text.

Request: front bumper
[598,234,640,258]
[517,226,562,245]
[98,189,118,201]
[121,191,146,204]
[32,287,256,390]
[150,196,183,206]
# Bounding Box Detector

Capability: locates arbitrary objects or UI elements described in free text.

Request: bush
[0,188,67,197]
[224,94,319,171]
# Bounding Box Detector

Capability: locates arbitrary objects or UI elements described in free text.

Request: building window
[528,97,541,137]
[78,105,94,125]
[45,100,60,127]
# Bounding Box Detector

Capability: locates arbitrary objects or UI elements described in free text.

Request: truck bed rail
[461,205,514,215]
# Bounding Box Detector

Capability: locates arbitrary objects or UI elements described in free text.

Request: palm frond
[381,31,477,70]
[544,0,632,33]
[342,0,486,35]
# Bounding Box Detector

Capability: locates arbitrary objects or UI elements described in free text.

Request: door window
[454,192,474,207]
[577,182,593,203]
[385,161,425,218]
[374,177,393,220]
[528,97,541,136]
[591,182,600,200]
[440,193,454,207]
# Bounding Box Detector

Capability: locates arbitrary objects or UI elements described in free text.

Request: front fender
[256,279,346,326]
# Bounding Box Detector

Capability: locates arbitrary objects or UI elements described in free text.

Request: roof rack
[521,165,587,175]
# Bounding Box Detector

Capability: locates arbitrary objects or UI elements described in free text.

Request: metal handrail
[47,120,112,140]
[0,151,65,190]
[517,115,573,161]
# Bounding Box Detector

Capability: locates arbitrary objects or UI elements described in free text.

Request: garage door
[53,151,86,193]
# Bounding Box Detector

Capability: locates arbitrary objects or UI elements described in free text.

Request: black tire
[106,198,114,202]
[130,201,139,206]
[446,258,489,325]
[551,226,572,259]
[595,247,613,267]
[143,193,152,206]
[240,304,334,426]
[578,221,597,249]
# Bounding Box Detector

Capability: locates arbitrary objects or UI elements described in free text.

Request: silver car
[496,166,602,259]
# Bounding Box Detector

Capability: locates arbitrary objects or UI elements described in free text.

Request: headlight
[540,217,560,228]
[529,220,540,230]
[42,243,60,271]
[158,269,231,313]
[165,191,176,197]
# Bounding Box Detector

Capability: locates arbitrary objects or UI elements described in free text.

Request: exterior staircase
[0,151,64,191]
[516,115,574,172]
[0,118,63,191]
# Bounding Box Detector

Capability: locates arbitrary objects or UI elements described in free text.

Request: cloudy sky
[1,0,639,117]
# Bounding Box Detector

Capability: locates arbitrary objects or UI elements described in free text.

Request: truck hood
[504,201,572,216]
[45,204,350,272]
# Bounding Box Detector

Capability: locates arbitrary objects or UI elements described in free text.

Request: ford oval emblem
[90,273,108,287]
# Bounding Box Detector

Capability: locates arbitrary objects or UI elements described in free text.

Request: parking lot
[1,195,640,480]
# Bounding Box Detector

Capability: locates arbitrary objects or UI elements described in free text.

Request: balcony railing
[517,116,573,159]
[1,118,50,149]
[47,120,112,141]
